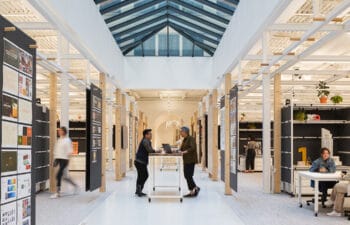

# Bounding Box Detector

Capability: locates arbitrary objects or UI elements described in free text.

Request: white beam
[245,55,350,62]
[268,23,343,31]
[14,22,54,30]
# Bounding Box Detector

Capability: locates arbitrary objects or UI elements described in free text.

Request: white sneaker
[324,200,334,207]
[50,193,60,199]
[327,210,342,217]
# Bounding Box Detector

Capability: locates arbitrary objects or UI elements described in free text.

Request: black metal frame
[96,0,239,56]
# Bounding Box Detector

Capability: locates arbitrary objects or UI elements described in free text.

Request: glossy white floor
[37,168,349,225]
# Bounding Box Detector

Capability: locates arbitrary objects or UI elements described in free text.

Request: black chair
[306,181,337,208]
[306,191,328,208]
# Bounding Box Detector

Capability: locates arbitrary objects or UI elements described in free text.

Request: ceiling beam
[245,54,350,62]
[105,0,164,24]
[114,14,167,38]
[268,23,344,31]
[100,0,139,14]
[169,21,219,46]
[168,5,225,32]
[170,0,229,24]
[121,24,167,55]
[94,0,109,4]
[117,21,168,45]
[169,23,214,56]
[168,14,222,39]
[109,5,167,32]
[193,0,235,15]
[14,22,54,30]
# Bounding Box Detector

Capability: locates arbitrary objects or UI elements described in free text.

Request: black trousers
[184,163,197,190]
[56,159,76,191]
[246,149,256,170]
[134,161,149,191]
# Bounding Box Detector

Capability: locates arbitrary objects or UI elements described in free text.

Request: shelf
[290,104,350,109]
[239,129,262,132]
[292,120,350,124]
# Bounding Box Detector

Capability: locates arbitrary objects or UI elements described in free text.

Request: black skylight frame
[95,0,239,56]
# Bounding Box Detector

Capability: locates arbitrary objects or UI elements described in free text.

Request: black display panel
[86,83,102,191]
[0,15,36,225]
[229,86,238,192]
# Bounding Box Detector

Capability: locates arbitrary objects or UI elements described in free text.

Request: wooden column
[115,89,122,180]
[274,74,282,193]
[211,89,219,181]
[49,73,57,193]
[99,73,107,192]
[138,112,144,142]
[224,74,232,195]
[201,101,206,170]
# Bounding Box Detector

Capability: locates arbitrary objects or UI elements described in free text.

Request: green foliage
[330,95,343,104]
[294,110,306,121]
[316,81,330,98]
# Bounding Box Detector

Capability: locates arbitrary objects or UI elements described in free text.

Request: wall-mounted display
[86,84,102,191]
[1,202,17,225]
[18,125,32,148]
[1,151,17,176]
[17,174,31,199]
[2,94,18,121]
[17,151,31,173]
[1,176,17,203]
[17,198,30,225]
[18,99,32,124]
[1,15,36,224]
[229,86,238,192]
[18,74,32,100]
[2,121,18,148]
[2,65,18,96]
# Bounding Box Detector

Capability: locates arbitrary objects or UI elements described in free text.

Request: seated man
[326,171,350,217]
[309,148,337,203]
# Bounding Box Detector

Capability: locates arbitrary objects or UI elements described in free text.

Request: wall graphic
[1,15,36,224]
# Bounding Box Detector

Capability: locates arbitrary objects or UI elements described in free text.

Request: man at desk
[180,126,200,197]
[134,129,156,197]
[309,147,337,203]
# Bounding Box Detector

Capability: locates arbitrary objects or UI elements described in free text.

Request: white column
[262,32,272,193]
[58,34,70,130]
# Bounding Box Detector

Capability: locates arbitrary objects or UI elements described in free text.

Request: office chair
[344,194,350,220]
[306,190,328,208]
[306,180,336,208]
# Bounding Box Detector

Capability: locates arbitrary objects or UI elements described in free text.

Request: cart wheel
[299,204,302,208]
[148,198,151,203]
[180,198,183,203]
[314,213,318,217]
[153,187,155,191]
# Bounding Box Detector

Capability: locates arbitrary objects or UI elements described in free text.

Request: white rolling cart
[148,153,183,203]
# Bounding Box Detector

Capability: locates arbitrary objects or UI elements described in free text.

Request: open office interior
[0,0,350,225]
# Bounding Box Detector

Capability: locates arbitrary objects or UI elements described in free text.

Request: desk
[148,153,183,203]
[298,171,342,216]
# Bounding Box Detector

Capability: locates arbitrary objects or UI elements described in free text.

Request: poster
[18,74,32,99]
[3,40,19,69]
[17,174,31,199]
[19,51,33,76]
[1,176,17,203]
[1,151,17,175]
[1,202,17,225]
[2,94,18,121]
[17,150,31,173]
[3,65,18,95]
[220,108,225,150]
[18,99,32,124]
[2,121,18,148]
[17,198,31,225]
[18,125,32,148]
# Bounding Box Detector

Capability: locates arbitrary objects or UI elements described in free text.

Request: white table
[298,171,342,216]
[148,153,183,203]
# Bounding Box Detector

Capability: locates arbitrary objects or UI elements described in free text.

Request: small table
[148,153,183,203]
[298,171,342,216]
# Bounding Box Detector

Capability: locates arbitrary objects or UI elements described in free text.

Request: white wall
[123,57,213,89]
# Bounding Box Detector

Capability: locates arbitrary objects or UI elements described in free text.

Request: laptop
[162,144,172,154]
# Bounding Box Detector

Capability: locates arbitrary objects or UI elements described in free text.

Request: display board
[219,96,225,182]
[86,84,102,191]
[229,86,238,192]
[0,15,36,225]
[33,104,50,184]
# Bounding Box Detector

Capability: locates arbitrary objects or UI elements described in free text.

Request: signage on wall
[0,15,36,225]
[86,83,102,191]
[229,86,239,192]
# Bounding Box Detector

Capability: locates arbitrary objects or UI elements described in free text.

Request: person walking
[245,136,258,173]
[134,129,156,197]
[180,126,200,197]
[51,127,79,199]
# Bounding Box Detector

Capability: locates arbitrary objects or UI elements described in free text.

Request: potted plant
[316,81,330,104]
[330,95,343,104]
[294,110,306,121]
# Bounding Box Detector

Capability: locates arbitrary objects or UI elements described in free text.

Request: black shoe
[184,192,195,198]
[194,187,200,196]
